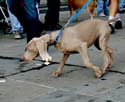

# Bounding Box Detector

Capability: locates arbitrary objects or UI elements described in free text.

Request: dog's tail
[108,17,119,24]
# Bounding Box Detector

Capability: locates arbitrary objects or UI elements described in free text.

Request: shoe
[99,13,106,17]
[123,5,125,8]
[109,24,115,34]
[114,20,123,29]
[119,7,125,13]
[13,32,22,39]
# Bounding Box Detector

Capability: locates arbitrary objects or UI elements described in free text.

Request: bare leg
[79,42,102,78]
[52,54,70,77]
[109,0,118,17]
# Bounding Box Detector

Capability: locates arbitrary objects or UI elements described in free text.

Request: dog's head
[21,37,52,63]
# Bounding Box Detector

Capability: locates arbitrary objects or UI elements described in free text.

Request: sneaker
[119,7,125,13]
[14,32,22,39]
[114,20,123,29]
[99,13,106,17]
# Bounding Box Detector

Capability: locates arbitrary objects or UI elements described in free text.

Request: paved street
[0,3,125,102]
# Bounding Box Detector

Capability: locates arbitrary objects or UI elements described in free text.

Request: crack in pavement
[0,56,125,78]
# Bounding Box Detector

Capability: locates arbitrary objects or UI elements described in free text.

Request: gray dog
[22,19,115,78]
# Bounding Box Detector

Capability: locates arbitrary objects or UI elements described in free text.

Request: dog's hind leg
[94,37,113,69]
[107,47,114,68]
[79,42,102,78]
[52,54,70,77]
[99,36,110,75]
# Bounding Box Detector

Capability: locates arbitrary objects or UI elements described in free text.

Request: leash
[54,0,93,45]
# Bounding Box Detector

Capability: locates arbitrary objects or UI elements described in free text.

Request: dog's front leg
[52,54,70,77]
[79,42,102,78]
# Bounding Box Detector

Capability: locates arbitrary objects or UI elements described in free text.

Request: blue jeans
[97,0,109,15]
[7,0,43,42]
[23,0,43,42]
[6,0,23,33]
[119,0,125,8]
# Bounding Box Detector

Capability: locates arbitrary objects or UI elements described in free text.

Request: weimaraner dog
[22,19,114,78]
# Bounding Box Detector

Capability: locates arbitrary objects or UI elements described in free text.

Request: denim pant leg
[6,0,12,11]
[97,0,104,15]
[103,0,109,15]
[23,0,43,42]
[6,0,23,33]
[119,0,125,8]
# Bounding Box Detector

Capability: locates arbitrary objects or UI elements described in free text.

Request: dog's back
[70,19,110,38]
[60,19,111,50]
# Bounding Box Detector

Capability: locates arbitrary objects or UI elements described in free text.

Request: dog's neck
[41,31,59,46]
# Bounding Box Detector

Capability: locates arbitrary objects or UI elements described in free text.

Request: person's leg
[8,8,24,38]
[44,0,62,30]
[119,0,125,13]
[8,0,27,33]
[104,0,109,16]
[119,0,125,7]
[23,0,44,42]
[114,0,122,29]
[123,0,125,8]
[109,0,122,34]
[8,11,23,34]
[6,0,23,39]
[114,13,122,29]
[109,0,118,17]
[123,0,125,6]
[97,0,105,16]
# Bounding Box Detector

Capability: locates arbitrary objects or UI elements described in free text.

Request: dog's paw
[44,61,50,65]
[52,71,61,77]
[107,61,113,69]
[95,69,102,78]
[107,64,112,69]
[47,55,52,61]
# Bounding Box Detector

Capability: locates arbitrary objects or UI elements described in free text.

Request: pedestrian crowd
[0,0,125,42]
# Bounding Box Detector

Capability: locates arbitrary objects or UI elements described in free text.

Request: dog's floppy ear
[34,37,52,63]
[25,38,37,51]
[34,37,47,60]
